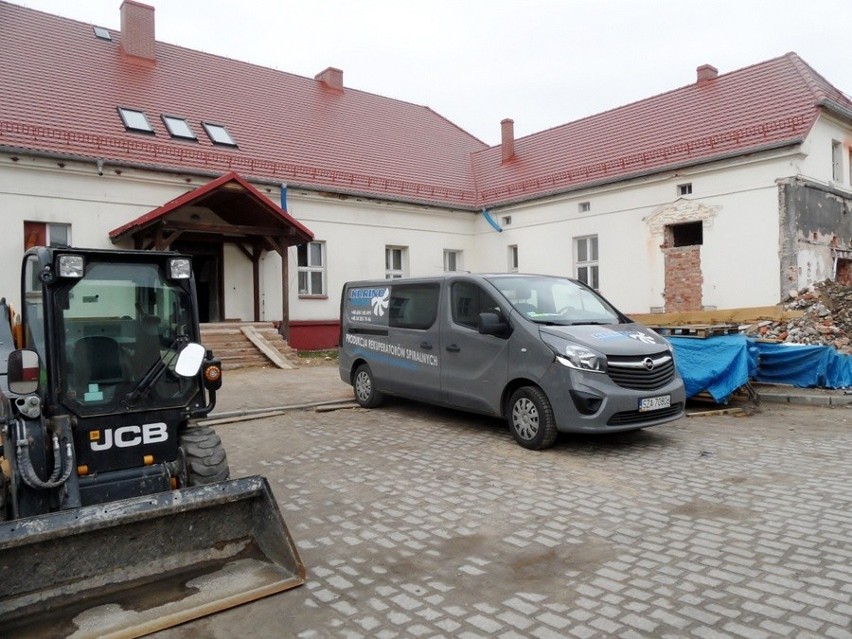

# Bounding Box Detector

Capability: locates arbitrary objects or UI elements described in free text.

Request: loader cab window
[23,254,47,365]
[56,261,199,415]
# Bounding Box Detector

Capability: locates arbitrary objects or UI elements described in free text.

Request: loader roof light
[168,257,192,280]
[58,254,85,278]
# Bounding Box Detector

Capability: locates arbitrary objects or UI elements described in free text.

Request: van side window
[388,284,439,330]
[451,282,502,329]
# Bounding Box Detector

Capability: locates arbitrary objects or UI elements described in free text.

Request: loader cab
[21,247,204,417]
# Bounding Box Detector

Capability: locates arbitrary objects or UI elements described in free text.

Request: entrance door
[173,241,223,323]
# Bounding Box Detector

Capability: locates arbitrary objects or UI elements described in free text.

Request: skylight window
[93,26,112,40]
[117,107,154,134]
[162,115,197,140]
[202,122,237,147]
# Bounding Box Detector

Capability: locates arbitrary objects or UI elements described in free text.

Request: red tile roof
[1,2,850,211]
[0,2,486,207]
[472,53,852,207]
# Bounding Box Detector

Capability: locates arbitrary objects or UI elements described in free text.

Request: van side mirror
[8,349,40,395]
[478,312,511,338]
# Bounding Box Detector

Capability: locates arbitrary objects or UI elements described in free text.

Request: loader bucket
[0,475,306,639]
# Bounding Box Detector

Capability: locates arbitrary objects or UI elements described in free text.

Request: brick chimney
[315,67,344,91]
[120,0,155,65]
[501,118,515,163]
[696,64,718,85]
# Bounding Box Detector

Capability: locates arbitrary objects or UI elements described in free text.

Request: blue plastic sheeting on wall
[748,340,852,389]
[668,334,754,403]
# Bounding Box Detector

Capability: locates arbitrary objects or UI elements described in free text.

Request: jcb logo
[90,423,168,451]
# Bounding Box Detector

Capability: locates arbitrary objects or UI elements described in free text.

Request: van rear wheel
[353,363,384,408]
[507,386,558,450]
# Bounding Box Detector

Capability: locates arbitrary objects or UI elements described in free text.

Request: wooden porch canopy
[109,171,314,329]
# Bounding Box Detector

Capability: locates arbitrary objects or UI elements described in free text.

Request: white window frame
[117,107,153,133]
[297,241,326,296]
[443,249,462,272]
[578,201,591,212]
[385,246,408,279]
[508,245,518,272]
[574,235,599,290]
[831,140,842,182]
[677,183,693,196]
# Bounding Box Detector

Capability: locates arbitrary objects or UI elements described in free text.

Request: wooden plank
[241,325,295,369]
[629,305,803,326]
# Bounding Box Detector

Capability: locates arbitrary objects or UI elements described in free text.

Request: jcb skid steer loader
[0,247,305,638]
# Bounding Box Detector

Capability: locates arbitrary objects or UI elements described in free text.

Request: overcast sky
[15,0,852,145]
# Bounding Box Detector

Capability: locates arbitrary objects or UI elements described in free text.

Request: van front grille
[608,403,684,426]
[606,353,676,390]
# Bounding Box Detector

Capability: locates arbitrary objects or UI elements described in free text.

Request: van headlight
[555,343,607,373]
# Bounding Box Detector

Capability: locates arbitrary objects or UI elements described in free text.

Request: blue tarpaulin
[668,334,852,402]
[748,340,852,389]
[668,334,753,402]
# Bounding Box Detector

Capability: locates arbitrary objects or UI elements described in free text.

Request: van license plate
[639,395,671,412]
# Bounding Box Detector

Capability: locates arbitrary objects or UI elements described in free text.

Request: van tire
[353,363,384,408]
[507,386,558,450]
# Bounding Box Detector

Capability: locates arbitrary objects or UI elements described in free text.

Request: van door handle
[446,344,460,352]
[420,341,433,350]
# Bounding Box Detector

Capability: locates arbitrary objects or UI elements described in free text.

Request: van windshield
[486,275,624,326]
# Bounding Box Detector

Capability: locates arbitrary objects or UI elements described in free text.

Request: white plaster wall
[281,192,477,321]
[472,151,798,313]
[0,158,191,310]
[0,134,833,325]
[799,115,852,190]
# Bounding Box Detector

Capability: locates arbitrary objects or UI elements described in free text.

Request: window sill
[298,294,328,300]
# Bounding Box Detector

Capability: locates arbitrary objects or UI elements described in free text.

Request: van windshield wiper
[565,320,610,326]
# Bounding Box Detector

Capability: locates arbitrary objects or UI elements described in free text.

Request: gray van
[339,273,685,449]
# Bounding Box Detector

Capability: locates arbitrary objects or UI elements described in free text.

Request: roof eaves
[481,138,805,209]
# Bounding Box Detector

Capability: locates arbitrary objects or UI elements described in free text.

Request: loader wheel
[180,426,230,485]
[353,363,384,408]
[507,386,558,450]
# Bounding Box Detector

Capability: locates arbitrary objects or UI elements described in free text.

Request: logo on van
[626,331,657,345]
[371,289,390,316]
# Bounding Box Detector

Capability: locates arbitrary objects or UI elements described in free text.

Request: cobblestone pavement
[155,368,852,639]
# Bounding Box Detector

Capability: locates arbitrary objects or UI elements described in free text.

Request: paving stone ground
[154,366,852,639]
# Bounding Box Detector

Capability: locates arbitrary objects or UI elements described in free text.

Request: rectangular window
[24,221,71,250]
[677,183,693,196]
[202,122,237,147]
[388,283,439,330]
[451,281,503,330]
[575,235,599,289]
[443,250,462,272]
[297,241,325,296]
[117,107,154,133]
[502,216,512,226]
[508,245,518,272]
[385,246,407,279]
[669,221,703,247]
[832,140,843,182]
[161,115,197,140]
[578,201,591,212]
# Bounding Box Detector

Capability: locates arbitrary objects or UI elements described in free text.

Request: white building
[1,1,850,349]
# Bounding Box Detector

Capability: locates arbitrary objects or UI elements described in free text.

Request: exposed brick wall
[664,245,703,312]
[837,259,852,285]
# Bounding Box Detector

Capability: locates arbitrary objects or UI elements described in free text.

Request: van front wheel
[353,363,384,408]
[507,386,558,450]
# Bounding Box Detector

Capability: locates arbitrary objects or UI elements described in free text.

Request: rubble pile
[743,280,852,355]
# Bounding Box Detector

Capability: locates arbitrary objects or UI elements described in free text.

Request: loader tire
[180,426,230,485]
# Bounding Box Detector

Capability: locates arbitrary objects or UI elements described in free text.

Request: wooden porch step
[200,322,300,370]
